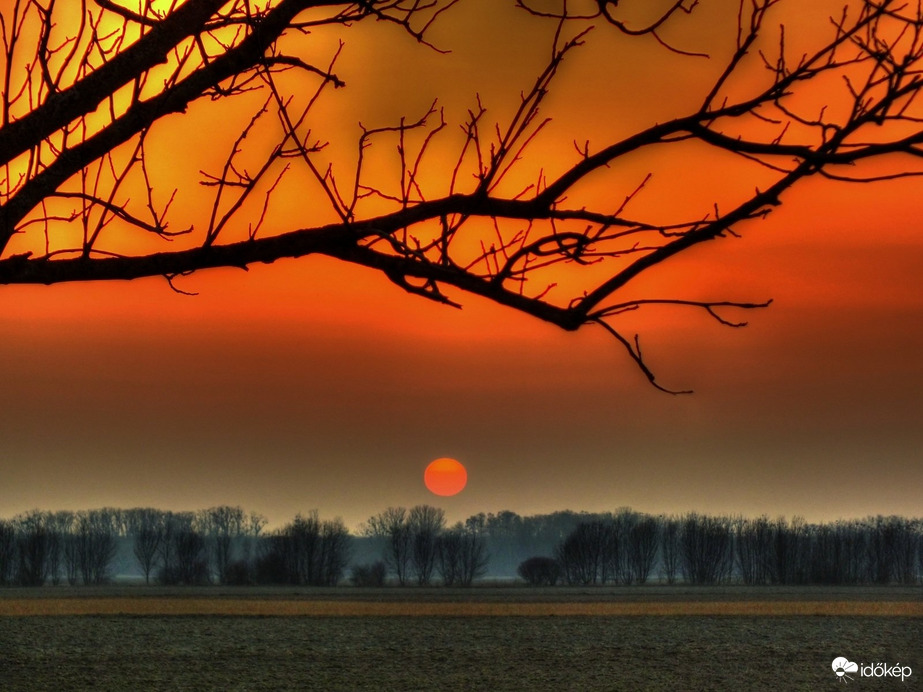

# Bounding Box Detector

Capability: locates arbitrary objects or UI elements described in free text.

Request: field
[1,586,921,691]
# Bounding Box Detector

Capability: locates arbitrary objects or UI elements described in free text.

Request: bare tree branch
[2,0,922,390]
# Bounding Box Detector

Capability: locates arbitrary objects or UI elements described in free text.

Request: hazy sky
[1,0,921,529]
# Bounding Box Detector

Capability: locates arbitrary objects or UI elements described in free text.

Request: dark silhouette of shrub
[350,561,387,587]
[517,556,561,586]
[224,559,255,586]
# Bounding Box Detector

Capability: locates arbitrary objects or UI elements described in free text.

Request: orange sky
[1,0,922,528]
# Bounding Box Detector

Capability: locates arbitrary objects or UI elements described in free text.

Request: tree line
[523,512,923,587]
[1,506,921,587]
[359,506,489,587]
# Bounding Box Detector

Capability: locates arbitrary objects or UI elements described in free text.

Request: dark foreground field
[1,587,920,691]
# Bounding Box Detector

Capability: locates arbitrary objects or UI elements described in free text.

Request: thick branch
[0,0,342,246]
[0,0,227,167]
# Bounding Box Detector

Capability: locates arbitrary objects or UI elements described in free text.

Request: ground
[0,586,920,691]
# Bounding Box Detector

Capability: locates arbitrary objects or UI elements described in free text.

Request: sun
[424,458,468,497]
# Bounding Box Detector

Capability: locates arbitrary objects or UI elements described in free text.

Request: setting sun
[423,458,468,497]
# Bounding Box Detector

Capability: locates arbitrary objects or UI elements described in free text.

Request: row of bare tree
[0,509,120,586]
[361,505,489,587]
[130,507,269,586]
[256,513,351,587]
[734,515,920,586]
[518,512,923,586]
[3,506,921,586]
[0,506,350,587]
[0,504,484,587]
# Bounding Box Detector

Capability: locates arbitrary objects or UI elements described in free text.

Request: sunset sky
[1,0,921,530]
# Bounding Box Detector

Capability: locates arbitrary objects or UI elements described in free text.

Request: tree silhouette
[0,519,15,585]
[12,510,49,586]
[2,0,923,388]
[364,506,413,585]
[437,521,489,586]
[128,508,165,585]
[75,508,118,585]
